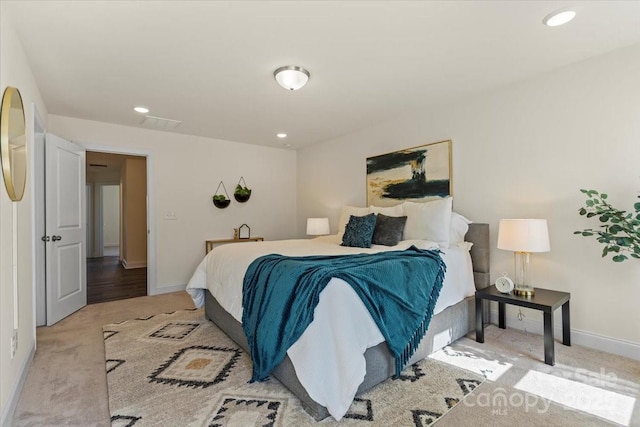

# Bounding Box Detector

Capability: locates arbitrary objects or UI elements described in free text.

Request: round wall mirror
[0,87,27,201]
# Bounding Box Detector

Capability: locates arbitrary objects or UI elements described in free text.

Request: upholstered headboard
[465,223,490,290]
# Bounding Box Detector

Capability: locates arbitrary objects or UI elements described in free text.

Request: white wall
[102,185,120,247]
[48,115,298,293]
[0,8,49,424]
[121,157,147,268]
[298,44,640,348]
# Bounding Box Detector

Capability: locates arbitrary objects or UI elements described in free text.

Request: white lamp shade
[274,66,310,91]
[497,219,550,253]
[306,217,330,236]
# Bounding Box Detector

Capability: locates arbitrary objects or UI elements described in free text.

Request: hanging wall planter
[212,181,231,209]
[234,176,252,203]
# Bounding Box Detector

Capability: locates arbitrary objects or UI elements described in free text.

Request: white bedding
[186,235,475,420]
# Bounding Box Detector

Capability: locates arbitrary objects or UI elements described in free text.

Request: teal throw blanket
[242,246,446,382]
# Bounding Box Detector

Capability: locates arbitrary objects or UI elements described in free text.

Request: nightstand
[205,237,264,254]
[475,285,571,366]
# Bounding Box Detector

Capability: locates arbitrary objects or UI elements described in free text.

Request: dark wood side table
[475,285,571,366]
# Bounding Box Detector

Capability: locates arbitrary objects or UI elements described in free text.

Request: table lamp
[306,218,330,236]
[497,219,550,296]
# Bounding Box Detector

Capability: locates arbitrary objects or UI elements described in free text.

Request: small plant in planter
[212,194,230,209]
[234,177,252,203]
[234,184,251,202]
[212,181,231,209]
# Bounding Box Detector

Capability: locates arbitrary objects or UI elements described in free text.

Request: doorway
[86,152,148,304]
[34,134,157,326]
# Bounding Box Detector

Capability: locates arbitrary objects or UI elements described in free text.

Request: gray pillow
[372,214,407,246]
[341,214,377,248]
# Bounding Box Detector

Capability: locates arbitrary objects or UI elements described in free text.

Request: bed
[186,221,490,421]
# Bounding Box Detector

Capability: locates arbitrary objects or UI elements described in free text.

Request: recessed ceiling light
[277,133,287,138]
[543,9,576,27]
[134,106,149,114]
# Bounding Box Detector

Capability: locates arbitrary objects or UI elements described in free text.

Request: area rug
[104,309,485,426]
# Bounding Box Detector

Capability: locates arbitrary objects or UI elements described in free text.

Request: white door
[45,133,86,325]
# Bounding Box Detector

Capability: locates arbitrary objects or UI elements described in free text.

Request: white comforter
[186,235,475,420]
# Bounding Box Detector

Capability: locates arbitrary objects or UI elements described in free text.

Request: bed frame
[204,223,490,420]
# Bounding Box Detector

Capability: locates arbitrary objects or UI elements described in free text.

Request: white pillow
[450,212,472,245]
[337,206,372,236]
[402,197,453,248]
[369,204,404,216]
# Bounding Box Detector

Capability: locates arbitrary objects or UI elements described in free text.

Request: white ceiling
[5,1,640,149]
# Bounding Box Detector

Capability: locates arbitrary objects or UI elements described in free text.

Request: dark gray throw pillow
[341,213,377,248]
[372,213,408,246]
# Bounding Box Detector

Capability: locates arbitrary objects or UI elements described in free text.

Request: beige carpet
[12,292,640,426]
[103,309,485,426]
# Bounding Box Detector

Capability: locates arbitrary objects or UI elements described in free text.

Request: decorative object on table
[233,176,252,203]
[497,219,550,297]
[494,272,514,294]
[306,218,330,236]
[574,189,640,262]
[238,223,250,239]
[0,86,27,201]
[212,181,231,209]
[233,228,239,239]
[366,140,452,207]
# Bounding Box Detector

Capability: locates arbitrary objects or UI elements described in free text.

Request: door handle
[51,235,62,242]
[41,236,50,242]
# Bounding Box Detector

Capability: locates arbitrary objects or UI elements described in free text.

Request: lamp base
[514,288,535,297]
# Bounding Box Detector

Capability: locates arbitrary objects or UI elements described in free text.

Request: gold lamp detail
[497,219,550,297]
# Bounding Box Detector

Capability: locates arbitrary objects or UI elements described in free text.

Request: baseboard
[0,341,36,427]
[489,309,640,362]
[121,259,147,269]
[152,283,186,295]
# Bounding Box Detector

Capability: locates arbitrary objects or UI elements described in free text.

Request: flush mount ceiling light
[134,106,149,114]
[277,133,287,138]
[274,66,310,91]
[543,9,576,27]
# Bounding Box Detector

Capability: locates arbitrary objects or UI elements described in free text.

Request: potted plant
[212,181,231,209]
[234,177,252,203]
[212,194,230,209]
[574,189,640,262]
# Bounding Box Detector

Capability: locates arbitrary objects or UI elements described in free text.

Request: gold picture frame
[0,87,27,201]
[366,140,452,207]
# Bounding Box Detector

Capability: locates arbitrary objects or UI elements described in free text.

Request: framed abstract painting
[366,140,452,206]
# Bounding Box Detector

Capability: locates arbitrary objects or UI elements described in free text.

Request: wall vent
[141,115,182,130]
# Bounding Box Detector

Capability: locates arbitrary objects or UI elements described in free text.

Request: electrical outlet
[11,329,17,358]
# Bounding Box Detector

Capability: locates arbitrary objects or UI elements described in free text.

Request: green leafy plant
[234,184,251,196]
[574,189,640,262]
[212,194,227,202]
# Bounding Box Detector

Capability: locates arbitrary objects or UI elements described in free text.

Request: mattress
[186,235,476,420]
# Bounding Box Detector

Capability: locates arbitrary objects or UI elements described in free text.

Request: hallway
[87,257,146,304]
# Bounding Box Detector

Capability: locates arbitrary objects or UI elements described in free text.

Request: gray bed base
[204,223,490,421]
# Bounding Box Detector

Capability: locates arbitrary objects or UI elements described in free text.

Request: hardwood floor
[87,256,147,304]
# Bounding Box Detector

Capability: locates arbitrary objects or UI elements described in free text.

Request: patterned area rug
[104,309,485,426]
